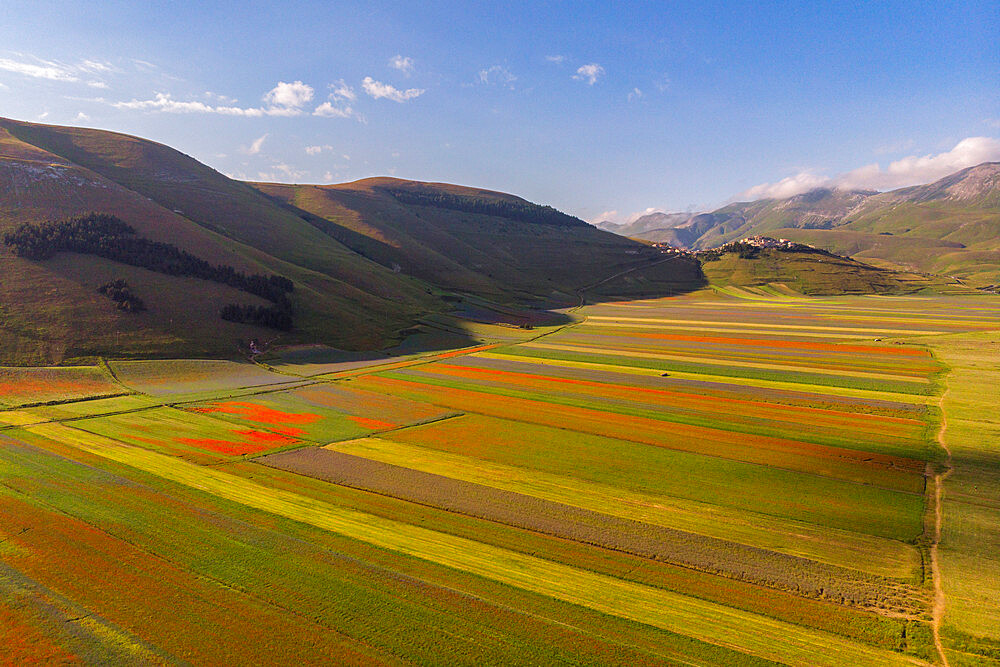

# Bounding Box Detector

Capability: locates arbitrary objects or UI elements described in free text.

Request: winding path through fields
[930,384,953,667]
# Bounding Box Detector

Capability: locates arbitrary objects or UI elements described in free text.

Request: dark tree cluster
[3,213,294,306]
[220,303,293,331]
[698,242,761,262]
[3,213,296,328]
[97,279,146,312]
[383,189,588,228]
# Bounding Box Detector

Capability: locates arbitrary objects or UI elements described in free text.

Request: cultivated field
[2,289,998,665]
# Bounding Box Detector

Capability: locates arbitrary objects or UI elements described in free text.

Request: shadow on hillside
[265,259,708,374]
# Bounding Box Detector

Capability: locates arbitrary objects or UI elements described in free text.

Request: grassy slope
[778,202,1000,285]
[0,127,289,362]
[0,119,445,355]
[699,248,951,295]
[255,179,706,303]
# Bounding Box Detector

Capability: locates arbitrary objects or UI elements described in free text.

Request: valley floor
[1,287,998,666]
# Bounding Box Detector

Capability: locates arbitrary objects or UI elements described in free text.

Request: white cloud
[78,59,113,73]
[591,210,619,224]
[655,74,671,92]
[113,81,320,117]
[740,171,830,200]
[305,144,333,155]
[37,110,48,119]
[312,80,361,119]
[389,55,414,75]
[628,207,666,223]
[840,137,1000,190]
[0,55,117,84]
[546,55,566,64]
[739,137,1000,200]
[205,91,238,104]
[114,92,262,115]
[628,87,643,102]
[478,65,516,88]
[323,171,335,182]
[73,111,90,122]
[247,134,268,154]
[594,207,697,225]
[262,80,314,112]
[983,118,1000,129]
[0,56,77,81]
[313,101,357,118]
[330,79,356,102]
[87,80,109,89]
[362,76,424,102]
[573,63,604,85]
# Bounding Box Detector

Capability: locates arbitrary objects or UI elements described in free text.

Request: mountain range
[596,162,1000,284]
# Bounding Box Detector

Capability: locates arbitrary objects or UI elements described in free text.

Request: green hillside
[783,200,1000,283]
[0,118,703,365]
[254,179,705,303]
[698,245,954,295]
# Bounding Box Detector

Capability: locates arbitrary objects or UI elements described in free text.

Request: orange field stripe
[363,375,927,474]
[558,337,938,376]
[431,363,925,427]
[522,341,933,383]
[347,415,398,430]
[621,332,931,357]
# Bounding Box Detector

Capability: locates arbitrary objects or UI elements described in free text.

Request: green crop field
[2,289,999,665]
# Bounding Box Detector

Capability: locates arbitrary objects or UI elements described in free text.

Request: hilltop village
[651,236,819,257]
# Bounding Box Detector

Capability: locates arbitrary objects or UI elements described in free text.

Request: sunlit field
[2,289,998,666]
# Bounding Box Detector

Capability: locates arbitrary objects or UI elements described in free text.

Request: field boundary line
[98,357,131,393]
[930,382,953,667]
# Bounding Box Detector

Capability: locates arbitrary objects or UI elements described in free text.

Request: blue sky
[1,1,997,221]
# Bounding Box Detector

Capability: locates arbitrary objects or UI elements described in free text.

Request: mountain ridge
[605,162,1000,283]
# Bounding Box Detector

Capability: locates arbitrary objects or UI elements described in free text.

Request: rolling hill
[0,118,703,365]
[696,243,954,295]
[252,178,703,303]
